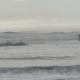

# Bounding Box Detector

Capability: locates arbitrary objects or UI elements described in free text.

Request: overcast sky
[0,0,80,32]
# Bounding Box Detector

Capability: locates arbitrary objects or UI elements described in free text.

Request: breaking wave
[0,56,76,60]
[0,65,80,74]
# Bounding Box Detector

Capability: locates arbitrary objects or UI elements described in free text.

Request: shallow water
[0,41,80,80]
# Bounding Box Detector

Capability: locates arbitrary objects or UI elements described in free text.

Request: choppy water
[0,41,80,80]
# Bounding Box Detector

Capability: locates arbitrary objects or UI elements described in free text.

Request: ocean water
[0,41,80,80]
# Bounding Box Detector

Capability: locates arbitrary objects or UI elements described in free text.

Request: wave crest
[0,65,80,74]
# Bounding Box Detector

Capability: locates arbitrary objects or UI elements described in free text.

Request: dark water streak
[0,56,76,60]
[0,65,80,74]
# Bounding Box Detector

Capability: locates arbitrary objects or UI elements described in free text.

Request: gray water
[0,40,80,80]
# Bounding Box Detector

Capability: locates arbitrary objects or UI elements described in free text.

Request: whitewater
[0,40,80,80]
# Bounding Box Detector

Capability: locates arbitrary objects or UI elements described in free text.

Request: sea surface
[0,40,80,80]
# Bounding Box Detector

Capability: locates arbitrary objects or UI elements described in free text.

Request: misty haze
[0,0,80,80]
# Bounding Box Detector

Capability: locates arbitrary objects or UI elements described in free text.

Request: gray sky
[0,0,80,32]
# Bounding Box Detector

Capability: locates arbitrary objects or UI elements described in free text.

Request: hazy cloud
[0,0,80,32]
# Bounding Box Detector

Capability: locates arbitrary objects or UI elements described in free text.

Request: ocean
[0,40,80,80]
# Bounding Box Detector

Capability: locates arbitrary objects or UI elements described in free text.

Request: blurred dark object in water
[78,34,80,41]
[0,42,27,46]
